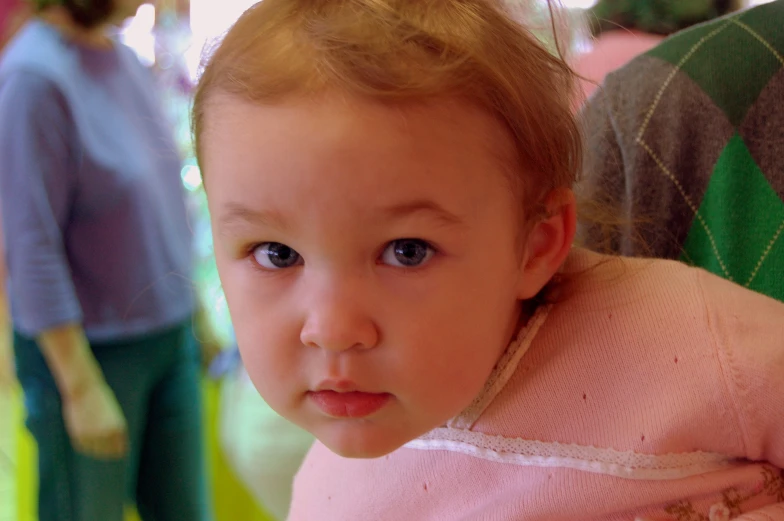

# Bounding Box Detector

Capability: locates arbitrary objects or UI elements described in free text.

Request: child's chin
[326,441,401,459]
[320,427,408,459]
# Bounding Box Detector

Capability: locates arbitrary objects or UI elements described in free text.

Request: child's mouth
[309,390,391,418]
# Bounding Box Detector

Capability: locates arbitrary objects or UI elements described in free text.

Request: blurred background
[0,0,776,520]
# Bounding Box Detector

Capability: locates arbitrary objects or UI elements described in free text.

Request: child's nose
[299,284,379,353]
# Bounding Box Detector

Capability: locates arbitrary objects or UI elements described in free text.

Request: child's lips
[308,390,392,418]
[313,378,362,393]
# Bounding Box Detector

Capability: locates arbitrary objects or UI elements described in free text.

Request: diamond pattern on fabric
[678,24,781,126]
[739,67,784,201]
[648,4,784,127]
[625,55,734,261]
[681,134,784,301]
[733,0,784,64]
[647,18,731,67]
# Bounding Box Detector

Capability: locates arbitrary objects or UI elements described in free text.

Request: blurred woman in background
[0,1,211,520]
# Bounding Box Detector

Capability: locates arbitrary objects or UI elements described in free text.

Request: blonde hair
[193,0,581,219]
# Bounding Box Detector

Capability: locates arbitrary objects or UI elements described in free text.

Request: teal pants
[13,321,211,521]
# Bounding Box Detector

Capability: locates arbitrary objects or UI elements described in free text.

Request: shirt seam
[697,268,752,457]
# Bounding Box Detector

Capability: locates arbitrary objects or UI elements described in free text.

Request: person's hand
[63,380,128,460]
[194,305,224,370]
[199,333,223,371]
[0,330,16,392]
[35,323,128,459]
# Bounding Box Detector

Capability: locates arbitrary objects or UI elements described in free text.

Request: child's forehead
[203,91,518,169]
[201,92,521,220]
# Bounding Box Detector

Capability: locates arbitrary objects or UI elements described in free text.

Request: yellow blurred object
[12,379,274,521]
[1,387,20,521]
[202,378,275,521]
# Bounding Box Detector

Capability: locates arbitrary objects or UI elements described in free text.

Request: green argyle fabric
[579,0,784,302]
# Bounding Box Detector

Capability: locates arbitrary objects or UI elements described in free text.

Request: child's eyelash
[244,242,263,256]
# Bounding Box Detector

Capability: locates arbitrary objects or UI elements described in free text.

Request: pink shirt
[289,251,784,520]
[573,30,664,104]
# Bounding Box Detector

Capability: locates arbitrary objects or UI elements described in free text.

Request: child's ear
[516,188,577,300]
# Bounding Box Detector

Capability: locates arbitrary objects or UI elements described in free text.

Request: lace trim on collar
[446,304,552,430]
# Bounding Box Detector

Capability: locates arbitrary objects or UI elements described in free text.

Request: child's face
[203,94,530,457]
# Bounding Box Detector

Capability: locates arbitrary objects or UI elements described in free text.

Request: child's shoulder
[481,250,784,457]
[565,249,782,311]
[561,248,784,348]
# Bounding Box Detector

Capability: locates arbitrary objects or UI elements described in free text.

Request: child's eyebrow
[218,203,289,231]
[217,199,467,231]
[381,200,467,228]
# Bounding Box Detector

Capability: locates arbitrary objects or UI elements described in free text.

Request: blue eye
[381,239,434,268]
[252,242,302,269]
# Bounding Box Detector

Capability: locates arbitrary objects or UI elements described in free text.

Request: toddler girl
[192,0,784,519]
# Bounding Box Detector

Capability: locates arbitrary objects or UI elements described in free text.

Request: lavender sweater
[0,20,193,341]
